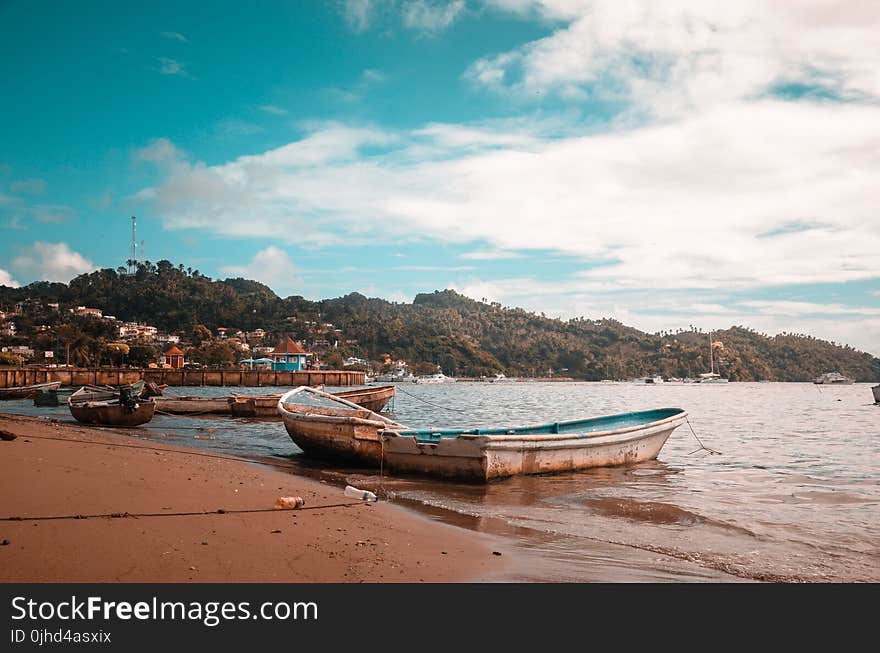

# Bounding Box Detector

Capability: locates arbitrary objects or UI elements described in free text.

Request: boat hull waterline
[277,387,687,481]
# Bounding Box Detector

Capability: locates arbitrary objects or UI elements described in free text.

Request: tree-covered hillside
[1,262,877,381]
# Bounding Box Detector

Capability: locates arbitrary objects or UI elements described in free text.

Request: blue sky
[1,1,879,354]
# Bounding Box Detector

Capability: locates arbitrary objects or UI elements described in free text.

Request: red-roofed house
[162,345,185,369]
[270,337,310,371]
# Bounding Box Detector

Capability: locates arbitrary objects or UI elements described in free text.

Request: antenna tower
[129,216,137,273]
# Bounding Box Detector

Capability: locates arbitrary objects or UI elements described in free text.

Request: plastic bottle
[274,496,305,509]
[344,485,378,502]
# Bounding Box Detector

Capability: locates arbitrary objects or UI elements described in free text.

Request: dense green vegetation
[1,261,877,381]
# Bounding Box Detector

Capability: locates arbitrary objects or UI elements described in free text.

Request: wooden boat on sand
[68,386,155,427]
[152,395,233,415]
[230,385,397,419]
[0,381,63,400]
[277,387,687,482]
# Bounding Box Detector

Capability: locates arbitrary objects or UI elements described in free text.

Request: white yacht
[413,372,457,384]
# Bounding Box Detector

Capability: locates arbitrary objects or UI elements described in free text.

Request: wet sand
[0,413,507,582]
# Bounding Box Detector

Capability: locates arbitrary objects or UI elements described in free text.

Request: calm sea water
[6,381,878,582]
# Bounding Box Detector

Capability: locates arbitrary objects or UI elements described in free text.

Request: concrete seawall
[0,367,365,388]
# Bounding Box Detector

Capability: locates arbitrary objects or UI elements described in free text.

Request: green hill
[1,262,877,381]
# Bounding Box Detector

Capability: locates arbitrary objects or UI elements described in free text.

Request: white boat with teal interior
[278,387,687,482]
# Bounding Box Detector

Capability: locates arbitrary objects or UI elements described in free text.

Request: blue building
[270,337,310,371]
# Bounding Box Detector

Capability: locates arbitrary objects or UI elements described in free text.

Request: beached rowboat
[68,386,155,427]
[230,385,397,419]
[277,387,687,482]
[0,381,62,400]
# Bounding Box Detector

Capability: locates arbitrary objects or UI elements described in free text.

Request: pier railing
[0,367,365,388]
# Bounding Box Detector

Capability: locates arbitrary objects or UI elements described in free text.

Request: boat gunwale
[393,408,687,443]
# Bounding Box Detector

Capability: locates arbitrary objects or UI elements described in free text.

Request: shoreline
[0,412,510,583]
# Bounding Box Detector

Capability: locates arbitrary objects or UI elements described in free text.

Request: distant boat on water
[813,372,854,385]
[375,371,415,383]
[698,332,729,383]
[413,372,457,384]
[632,376,664,384]
[872,384,880,403]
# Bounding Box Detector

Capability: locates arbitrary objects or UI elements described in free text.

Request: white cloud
[325,68,388,103]
[160,31,189,43]
[156,57,190,77]
[0,269,20,288]
[402,1,465,33]
[11,242,96,283]
[259,105,288,115]
[220,246,302,297]
[362,68,386,84]
[738,300,880,317]
[470,1,880,111]
[341,0,465,34]
[459,250,523,260]
[135,137,183,164]
[137,100,880,291]
[342,0,377,32]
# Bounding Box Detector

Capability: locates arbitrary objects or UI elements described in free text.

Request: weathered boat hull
[152,396,232,415]
[278,387,687,482]
[384,420,682,481]
[69,401,156,427]
[0,381,63,400]
[280,404,388,464]
[872,384,880,404]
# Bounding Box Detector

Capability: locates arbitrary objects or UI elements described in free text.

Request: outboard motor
[118,386,139,413]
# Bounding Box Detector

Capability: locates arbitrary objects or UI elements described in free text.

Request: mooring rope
[394,383,466,413]
[685,416,721,455]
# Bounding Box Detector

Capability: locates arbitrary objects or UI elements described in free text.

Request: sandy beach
[0,412,506,582]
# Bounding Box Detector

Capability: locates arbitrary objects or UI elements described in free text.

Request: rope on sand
[0,501,367,523]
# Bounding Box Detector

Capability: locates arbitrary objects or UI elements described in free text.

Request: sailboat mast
[708,332,714,374]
